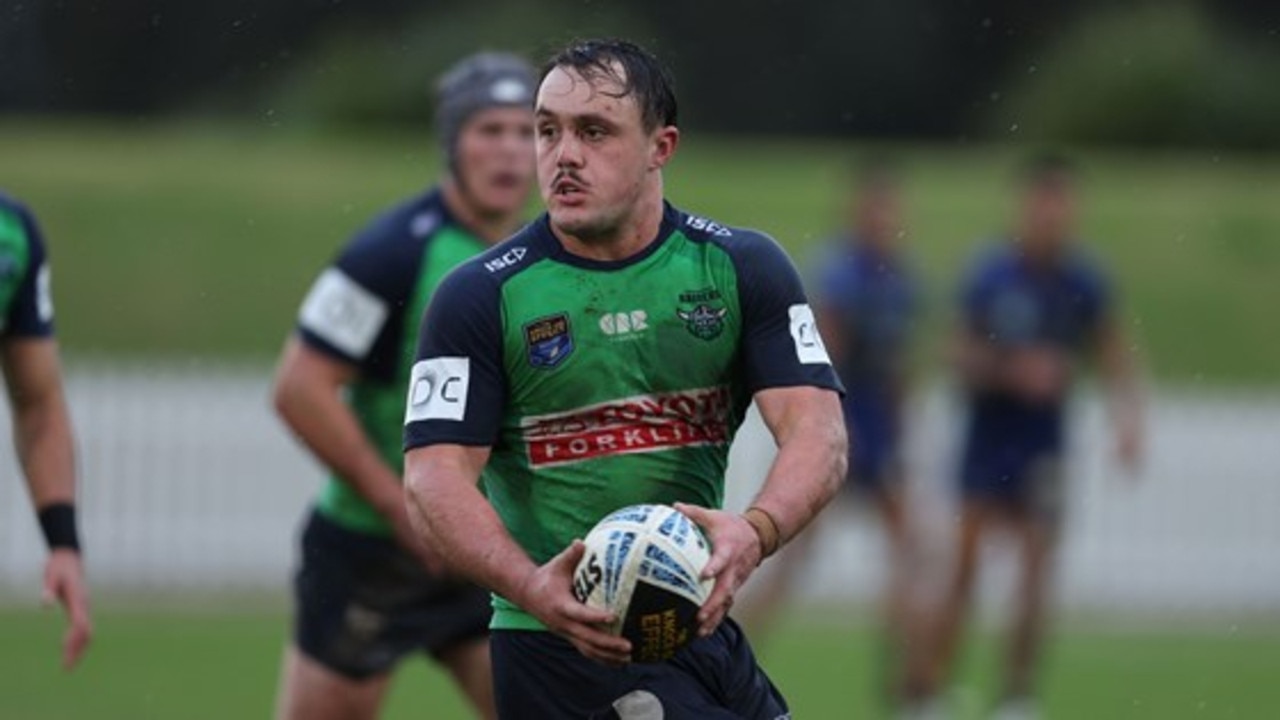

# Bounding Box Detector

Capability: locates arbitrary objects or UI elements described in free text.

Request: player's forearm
[405,451,537,599]
[12,392,77,508]
[750,393,848,547]
[1099,329,1145,435]
[273,379,402,512]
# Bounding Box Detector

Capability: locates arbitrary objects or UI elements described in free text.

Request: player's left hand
[43,549,92,670]
[674,502,763,639]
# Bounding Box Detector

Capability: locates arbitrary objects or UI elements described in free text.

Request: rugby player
[745,159,920,703]
[0,192,91,670]
[404,39,847,719]
[271,53,536,720]
[922,155,1144,719]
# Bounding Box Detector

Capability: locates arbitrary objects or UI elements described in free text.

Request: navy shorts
[960,453,1064,520]
[844,393,900,494]
[491,618,790,719]
[292,509,492,679]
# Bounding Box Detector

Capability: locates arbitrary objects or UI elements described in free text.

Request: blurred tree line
[2,0,1277,148]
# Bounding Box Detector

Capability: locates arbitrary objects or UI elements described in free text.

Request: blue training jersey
[810,238,916,482]
[960,241,1110,479]
[812,238,916,389]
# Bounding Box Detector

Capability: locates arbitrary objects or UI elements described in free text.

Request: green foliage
[267,0,653,129]
[993,3,1280,149]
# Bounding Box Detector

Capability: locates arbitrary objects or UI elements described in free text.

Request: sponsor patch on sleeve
[405,357,471,423]
[298,269,389,359]
[788,303,831,365]
[36,263,54,323]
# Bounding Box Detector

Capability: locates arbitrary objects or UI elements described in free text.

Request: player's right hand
[43,549,92,670]
[518,540,633,667]
[674,503,761,639]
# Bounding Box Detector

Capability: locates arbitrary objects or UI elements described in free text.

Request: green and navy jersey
[404,202,843,630]
[296,188,488,536]
[0,193,55,340]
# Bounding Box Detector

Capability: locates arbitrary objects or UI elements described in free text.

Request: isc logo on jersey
[684,215,732,237]
[484,246,527,273]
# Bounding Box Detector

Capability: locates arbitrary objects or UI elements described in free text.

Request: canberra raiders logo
[677,287,728,341]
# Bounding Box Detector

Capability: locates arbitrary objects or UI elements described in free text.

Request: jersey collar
[534,202,680,271]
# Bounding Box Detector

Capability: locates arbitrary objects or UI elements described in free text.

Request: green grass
[0,606,1275,719]
[2,119,1279,383]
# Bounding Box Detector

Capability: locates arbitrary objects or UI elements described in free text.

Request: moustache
[552,171,588,187]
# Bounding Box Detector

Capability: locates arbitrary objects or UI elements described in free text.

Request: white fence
[2,364,1278,616]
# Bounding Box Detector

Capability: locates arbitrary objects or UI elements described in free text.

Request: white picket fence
[1,363,1278,617]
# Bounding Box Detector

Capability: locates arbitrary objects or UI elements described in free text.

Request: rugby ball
[572,504,715,663]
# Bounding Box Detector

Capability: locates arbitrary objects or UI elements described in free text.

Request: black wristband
[38,503,81,552]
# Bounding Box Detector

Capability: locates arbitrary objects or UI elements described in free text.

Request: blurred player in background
[404,39,847,719]
[741,159,920,703]
[921,155,1144,719]
[270,52,536,720]
[0,193,91,670]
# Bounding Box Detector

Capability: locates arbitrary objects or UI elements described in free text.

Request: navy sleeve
[4,205,55,339]
[295,214,420,370]
[403,263,506,449]
[721,232,844,395]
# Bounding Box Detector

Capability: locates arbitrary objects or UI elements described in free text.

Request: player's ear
[649,125,679,171]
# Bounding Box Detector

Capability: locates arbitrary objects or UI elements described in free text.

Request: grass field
[0,605,1275,719]
[1,119,1279,384]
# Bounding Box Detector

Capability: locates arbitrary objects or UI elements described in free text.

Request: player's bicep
[1,338,65,410]
[275,335,360,394]
[754,384,845,448]
[405,443,491,490]
[403,268,505,449]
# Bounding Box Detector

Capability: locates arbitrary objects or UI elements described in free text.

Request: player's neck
[440,178,522,245]
[1014,231,1066,268]
[553,180,666,262]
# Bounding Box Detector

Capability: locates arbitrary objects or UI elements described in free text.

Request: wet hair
[541,38,678,131]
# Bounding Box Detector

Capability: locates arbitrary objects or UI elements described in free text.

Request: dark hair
[1020,152,1077,187]
[542,38,678,131]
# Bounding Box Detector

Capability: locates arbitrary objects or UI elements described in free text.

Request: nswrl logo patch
[523,312,574,368]
[676,287,728,341]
